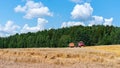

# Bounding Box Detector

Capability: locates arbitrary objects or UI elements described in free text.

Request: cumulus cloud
[61,21,85,28]
[21,18,48,33]
[14,0,52,19]
[14,5,26,12]
[14,0,52,34]
[0,21,20,37]
[88,17,113,26]
[71,3,93,20]
[103,18,113,26]
[69,2,113,26]
[88,16,104,26]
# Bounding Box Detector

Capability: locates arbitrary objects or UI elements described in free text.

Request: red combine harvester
[78,41,85,47]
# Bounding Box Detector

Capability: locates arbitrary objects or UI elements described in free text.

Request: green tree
[58,35,71,47]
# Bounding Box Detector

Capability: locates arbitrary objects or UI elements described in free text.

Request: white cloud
[103,18,113,26]
[89,16,104,26]
[14,5,26,12]
[24,7,52,19]
[21,18,48,33]
[0,21,20,37]
[70,2,113,26]
[71,3,93,20]
[14,0,52,34]
[61,21,85,28]
[14,0,52,19]
[88,17,113,26]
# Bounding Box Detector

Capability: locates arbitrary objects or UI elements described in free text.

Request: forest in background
[0,25,120,48]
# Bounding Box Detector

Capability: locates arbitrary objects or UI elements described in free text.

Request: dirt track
[0,45,120,68]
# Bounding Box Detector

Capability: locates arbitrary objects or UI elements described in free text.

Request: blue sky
[0,0,120,37]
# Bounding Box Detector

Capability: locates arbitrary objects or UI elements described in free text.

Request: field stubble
[0,45,120,68]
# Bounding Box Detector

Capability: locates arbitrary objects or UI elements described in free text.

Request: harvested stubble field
[0,45,120,68]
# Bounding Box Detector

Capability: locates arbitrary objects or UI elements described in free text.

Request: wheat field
[0,45,120,68]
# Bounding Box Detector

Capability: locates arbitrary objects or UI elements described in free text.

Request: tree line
[0,25,120,48]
